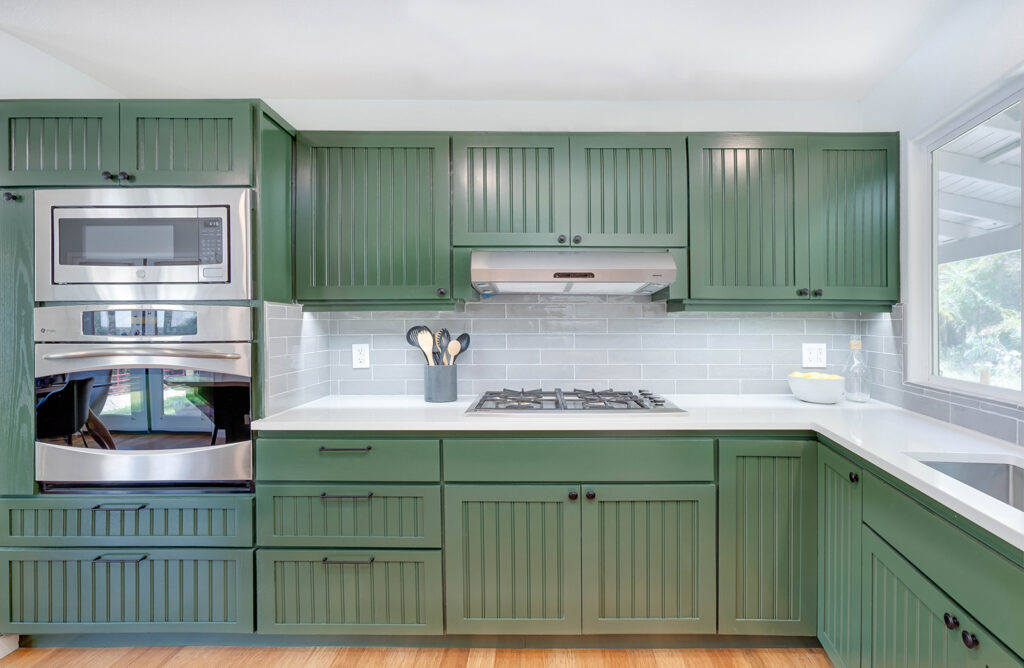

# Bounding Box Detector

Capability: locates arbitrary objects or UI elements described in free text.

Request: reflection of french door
[100,369,210,433]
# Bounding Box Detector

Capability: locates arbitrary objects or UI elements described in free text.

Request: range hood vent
[470,250,677,296]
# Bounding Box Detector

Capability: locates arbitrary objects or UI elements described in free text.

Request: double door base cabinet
[1,432,1021,666]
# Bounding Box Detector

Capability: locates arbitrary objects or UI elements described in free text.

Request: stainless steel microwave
[35,188,252,301]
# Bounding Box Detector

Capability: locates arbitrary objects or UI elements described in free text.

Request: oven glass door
[34,342,251,487]
[51,206,228,285]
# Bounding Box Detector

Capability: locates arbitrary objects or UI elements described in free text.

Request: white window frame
[905,85,1024,404]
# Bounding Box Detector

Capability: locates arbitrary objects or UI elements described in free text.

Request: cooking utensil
[455,333,470,360]
[415,329,436,366]
[406,325,433,364]
[438,329,452,364]
[446,340,461,365]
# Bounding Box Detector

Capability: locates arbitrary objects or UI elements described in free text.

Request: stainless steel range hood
[470,250,677,296]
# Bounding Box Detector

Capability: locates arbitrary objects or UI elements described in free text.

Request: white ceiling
[0,0,959,102]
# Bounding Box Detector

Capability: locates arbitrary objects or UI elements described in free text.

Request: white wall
[0,31,121,98]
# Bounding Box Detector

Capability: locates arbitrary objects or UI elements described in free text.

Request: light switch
[352,343,370,368]
[802,343,827,368]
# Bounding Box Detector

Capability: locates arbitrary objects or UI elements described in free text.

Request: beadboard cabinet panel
[295,133,451,301]
[569,134,688,247]
[718,439,817,636]
[0,101,119,186]
[452,134,571,247]
[581,484,716,634]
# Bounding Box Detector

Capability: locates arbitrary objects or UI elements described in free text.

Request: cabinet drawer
[443,437,714,482]
[256,437,440,482]
[256,548,443,635]
[0,495,253,547]
[0,548,253,634]
[256,484,441,548]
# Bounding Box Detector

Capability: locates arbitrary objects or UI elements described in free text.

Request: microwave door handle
[42,348,242,361]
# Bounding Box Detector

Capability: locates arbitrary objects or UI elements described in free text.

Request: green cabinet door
[580,483,716,634]
[808,134,899,302]
[118,100,254,186]
[568,134,688,247]
[452,134,571,247]
[817,447,863,667]
[444,484,582,634]
[0,548,254,634]
[0,187,34,494]
[688,134,810,300]
[0,101,119,186]
[255,548,443,635]
[718,439,817,635]
[295,133,451,301]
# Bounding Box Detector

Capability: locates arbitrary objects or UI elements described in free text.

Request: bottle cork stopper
[849,340,862,350]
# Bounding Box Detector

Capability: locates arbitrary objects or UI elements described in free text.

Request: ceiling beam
[983,140,1021,165]
[937,152,1021,189]
[938,224,1021,264]
[938,192,1021,227]
[979,113,1021,136]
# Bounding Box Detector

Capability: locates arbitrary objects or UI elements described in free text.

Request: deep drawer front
[256,549,443,635]
[256,484,441,548]
[256,438,440,482]
[0,548,254,633]
[0,496,253,547]
[863,474,1024,659]
[443,438,715,482]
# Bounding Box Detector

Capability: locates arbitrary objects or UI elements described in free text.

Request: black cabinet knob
[962,630,979,649]
[568,490,578,501]
[557,234,567,244]
[943,613,959,630]
[585,490,596,500]
[572,235,582,244]
[849,472,860,483]
[101,170,115,181]
[437,288,446,296]
[2,191,18,202]
[797,288,809,296]
[117,171,131,182]
[812,288,824,297]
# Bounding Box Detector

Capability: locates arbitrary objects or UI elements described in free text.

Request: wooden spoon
[416,329,436,366]
[445,340,461,365]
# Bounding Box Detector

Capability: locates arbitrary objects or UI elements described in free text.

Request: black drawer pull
[319,445,373,452]
[944,612,959,630]
[91,503,148,512]
[93,554,148,564]
[321,556,375,566]
[849,472,860,484]
[320,492,374,499]
[962,630,979,649]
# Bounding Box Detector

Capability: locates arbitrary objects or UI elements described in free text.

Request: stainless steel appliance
[466,388,685,414]
[34,304,253,491]
[35,188,252,302]
[470,250,676,296]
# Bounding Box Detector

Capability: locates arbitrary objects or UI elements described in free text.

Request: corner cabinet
[0,100,254,187]
[294,133,452,302]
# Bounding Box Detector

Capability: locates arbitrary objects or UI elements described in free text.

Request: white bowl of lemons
[787,371,845,404]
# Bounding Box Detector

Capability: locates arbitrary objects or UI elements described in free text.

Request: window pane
[934,102,1022,390]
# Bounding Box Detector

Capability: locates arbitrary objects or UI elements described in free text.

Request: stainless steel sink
[918,459,1024,511]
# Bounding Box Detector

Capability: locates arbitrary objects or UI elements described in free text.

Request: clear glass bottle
[843,335,870,402]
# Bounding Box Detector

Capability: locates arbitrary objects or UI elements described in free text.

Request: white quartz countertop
[253,394,1024,553]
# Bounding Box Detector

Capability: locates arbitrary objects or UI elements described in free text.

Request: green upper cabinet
[0,101,119,186]
[568,134,688,247]
[817,447,864,668]
[452,133,571,247]
[118,100,253,186]
[718,439,817,636]
[808,134,899,302]
[295,133,451,301]
[0,100,254,187]
[688,134,810,300]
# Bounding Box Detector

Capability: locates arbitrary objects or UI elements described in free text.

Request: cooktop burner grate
[467,388,684,414]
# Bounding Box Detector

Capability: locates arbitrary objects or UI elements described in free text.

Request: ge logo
[136,270,146,278]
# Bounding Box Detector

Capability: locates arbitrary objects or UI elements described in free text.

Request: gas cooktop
[466,388,685,414]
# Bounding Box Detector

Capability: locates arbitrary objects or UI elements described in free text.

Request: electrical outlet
[802,343,828,368]
[352,343,370,369]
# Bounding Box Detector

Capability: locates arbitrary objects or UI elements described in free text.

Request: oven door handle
[42,348,242,361]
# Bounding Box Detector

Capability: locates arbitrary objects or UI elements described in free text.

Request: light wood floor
[1,646,831,667]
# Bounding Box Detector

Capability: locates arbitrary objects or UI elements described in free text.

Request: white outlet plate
[802,343,828,368]
[352,343,370,369]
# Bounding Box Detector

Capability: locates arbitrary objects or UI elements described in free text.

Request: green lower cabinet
[862,529,1021,667]
[255,549,442,635]
[0,548,253,633]
[255,484,441,548]
[444,484,582,634]
[718,439,817,635]
[580,484,716,634]
[817,447,863,666]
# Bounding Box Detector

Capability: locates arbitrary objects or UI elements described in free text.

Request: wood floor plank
[0,646,832,667]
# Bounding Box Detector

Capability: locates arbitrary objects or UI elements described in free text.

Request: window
[932,101,1023,393]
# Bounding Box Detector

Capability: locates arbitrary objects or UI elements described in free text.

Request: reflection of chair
[36,378,94,447]
[68,370,116,449]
